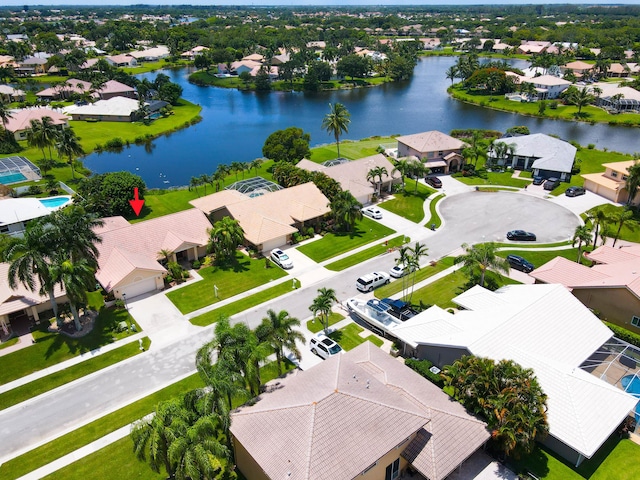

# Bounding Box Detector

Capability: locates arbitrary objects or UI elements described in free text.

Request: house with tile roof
[4,108,69,141]
[518,74,571,99]
[530,245,640,330]
[95,209,211,299]
[190,182,330,253]
[105,54,138,68]
[297,154,401,204]
[582,160,640,204]
[488,133,576,181]
[395,131,466,174]
[65,97,141,122]
[96,79,137,100]
[389,283,637,467]
[230,342,489,480]
[36,78,92,101]
[561,60,594,78]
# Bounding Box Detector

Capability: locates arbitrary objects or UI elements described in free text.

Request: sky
[3,1,638,6]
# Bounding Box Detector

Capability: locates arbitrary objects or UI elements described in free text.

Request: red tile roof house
[4,107,69,141]
[35,78,92,101]
[530,245,640,331]
[105,54,138,68]
[96,79,137,100]
[94,209,211,299]
[395,131,467,174]
[230,343,490,480]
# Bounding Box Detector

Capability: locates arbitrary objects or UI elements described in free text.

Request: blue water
[39,197,71,208]
[149,112,162,120]
[621,375,640,421]
[0,172,27,184]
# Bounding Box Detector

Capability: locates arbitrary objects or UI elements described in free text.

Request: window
[623,175,628,181]
[438,151,443,157]
[0,226,8,233]
[632,316,640,327]
[385,459,400,480]
[611,171,618,178]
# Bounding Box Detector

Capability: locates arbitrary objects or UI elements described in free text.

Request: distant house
[36,78,92,101]
[128,46,170,62]
[230,60,262,75]
[582,160,640,204]
[79,58,100,71]
[530,248,640,330]
[520,74,571,99]
[4,108,69,141]
[190,182,330,252]
[231,342,490,480]
[517,41,551,54]
[561,60,594,78]
[66,97,141,122]
[488,133,576,181]
[95,210,211,299]
[181,46,209,60]
[607,62,640,78]
[0,85,25,102]
[396,130,466,174]
[391,283,637,467]
[297,154,401,204]
[14,56,48,76]
[591,83,640,113]
[105,54,138,68]
[97,79,136,100]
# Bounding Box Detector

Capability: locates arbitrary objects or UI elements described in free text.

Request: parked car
[425,176,442,188]
[310,333,343,359]
[362,206,383,219]
[532,176,545,185]
[544,177,560,191]
[270,248,293,269]
[506,254,535,273]
[356,271,390,292]
[389,264,408,278]
[506,230,537,241]
[565,186,586,197]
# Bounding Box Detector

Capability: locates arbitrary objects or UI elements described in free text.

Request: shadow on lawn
[214,255,250,273]
[332,227,365,239]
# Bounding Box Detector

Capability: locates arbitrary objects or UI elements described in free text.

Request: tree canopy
[76,171,146,218]
[262,127,311,164]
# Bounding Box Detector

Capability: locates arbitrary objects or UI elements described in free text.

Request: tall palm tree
[230,161,244,181]
[568,86,594,115]
[309,287,338,333]
[55,127,84,179]
[612,209,634,247]
[625,161,640,207]
[589,208,609,248]
[366,166,388,196]
[212,170,226,192]
[40,116,59,161]
[0,100,13,139]
[328,190,362,232]
[26,119,47,160]
[445,65,458,84]
[199,174,212,196]
[572,225,592,263]
[321,102,351,159]
[391,158,412,187]
[260,309,305,374]
[207,217,244,263]
[249,158,263,176]
[395,245,413,301]
[454,242,510,288]
[189,176,202,195]
[48,205,103,268]
[408,242,429,303]
[53,257,95,331]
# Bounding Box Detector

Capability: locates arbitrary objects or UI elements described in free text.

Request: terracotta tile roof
[189,190,246,213]
[530,256,607,286]
[4,108,69,133]
[396,131,466,153]
[564,60,594,71]
[586,244,640,264]
[98,79,135,95]
[230,343,488,480]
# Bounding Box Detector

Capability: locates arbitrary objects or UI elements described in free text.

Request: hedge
[405,358,445,387]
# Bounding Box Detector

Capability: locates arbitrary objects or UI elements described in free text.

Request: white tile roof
[4,107,69,133]
[392,283,636,459]
[0,197,59,225]
[231,343,489,480]
[494,133,576,174]
[66,96,139,117]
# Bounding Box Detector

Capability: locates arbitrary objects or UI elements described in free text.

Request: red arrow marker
[129,187,145,216]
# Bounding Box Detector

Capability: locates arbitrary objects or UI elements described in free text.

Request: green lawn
[374,257,456,299]
[166,252,287,314]
[329,323,384,350]
[0,337,150,412]
[497,248,588,268]
[190,280,295,327]
[0,292,138,386]
[306,312,345,334]
[309,136,397,163]
[325,235,407,271]
[426,194,445,228]
[121,59,189,75]
[380,179,434,223]
[297,217,395,263]
[452,168,530,188]
[585,204,640,243]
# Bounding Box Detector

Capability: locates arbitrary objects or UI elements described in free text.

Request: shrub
[114,299,125,309]
[306,226,315,237]
[104,138,125,151]
[27,185,42,195]
[549,100,559,110]
[405,358,445,387]
[191,260,201,269]
[166,275,174,283]
[201,255,214,267]
[588,143,595,149]
[604,322,640,349]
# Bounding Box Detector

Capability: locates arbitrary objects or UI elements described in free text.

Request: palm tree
[309,287,338,333]
[612,209,634,247]
[189,176,202,194]
[199,174,212,195]
[408,242,429,302]
[48,205,103,268]
[391,158,412,187]
[40,116,59,161]
[249,158,263,176]
[0,101,13,139]
[157,248,173,265]
[568,86,594,115]
[260,309,305,374]
[212,170,226,192]
[53,257,95,331]
[572,225,592,263]
[207,217,244,263]
[328,190,363,232]
[395,245,413,301]
[366,166,388,196]
[230,161,244,181]
[445,65,458,84]
[454,242,510,288]
[55,127,84,179]
[589,208,609,248]
[321,102,351,158]
[625,161,640,207]
[26,119,47,159]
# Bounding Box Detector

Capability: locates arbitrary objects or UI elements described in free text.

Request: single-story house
[530,246,640,330]
[561,60,594,78]
[95,209,211,299]
[488,133,576,181]
[230,60,262,75]
[607,62,640,78]
[66,97,141,122]
[591,83,640,113]
[242,53,264,63]
[4,108,69,141]
[395,131,466,174]
[36,78,92,101]
[0,263,68,337]
[0,84,25,102]
[128,46,170,62]
[390,283,637,467]
[230,342,490,480]
[582,160,640,205]
[79,58,100,71]
[181,46,209,60]
[0,196,69,237]
[297,154,401,204]
[105,54,138,68]
[97,79,137,100]
[190,182,330,252]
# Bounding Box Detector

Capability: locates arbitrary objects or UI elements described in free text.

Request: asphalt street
[0,189,583,463]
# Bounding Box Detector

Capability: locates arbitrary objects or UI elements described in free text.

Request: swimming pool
[621,374,640,421]
[148,112,162,120]
[39,196,72,209]
[0,171,27,185]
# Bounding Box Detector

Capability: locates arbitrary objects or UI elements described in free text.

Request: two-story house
[395,130,466,174]
[583,160,640,204]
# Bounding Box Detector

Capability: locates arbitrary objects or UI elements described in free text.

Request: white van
[356,272,390,292]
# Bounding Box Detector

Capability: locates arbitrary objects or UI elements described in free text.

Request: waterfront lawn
[0,292,138,386]
[0,337,151,412]
[121,59,189,75]
[325,235,407,271]
[166,252,287,314]
[297,217,395,263]
[585,204,640,243]
[374,257,456,299]
[309,136,397,163]
[190,280,294,326]
[380,179,434,223]
[329,323,384,350]
[307,312,345,334]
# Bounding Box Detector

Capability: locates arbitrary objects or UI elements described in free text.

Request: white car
[356,271,390,292]
[389,264,408,278]
[362,206,383,219]
[310,334,343,359]
[270,248,293,269]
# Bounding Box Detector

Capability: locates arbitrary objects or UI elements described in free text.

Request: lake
[84,57,640,189]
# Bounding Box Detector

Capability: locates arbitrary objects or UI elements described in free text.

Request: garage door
[120,277,158,299]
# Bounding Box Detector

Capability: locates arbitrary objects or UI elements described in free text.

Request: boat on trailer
[345,297,418,337]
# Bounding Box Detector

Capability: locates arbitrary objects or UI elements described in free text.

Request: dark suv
[425,176,442,188]
[543,177,560,191]
[506,254,535,273]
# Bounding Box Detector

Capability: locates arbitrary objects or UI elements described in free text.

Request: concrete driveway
[549,189,616,216]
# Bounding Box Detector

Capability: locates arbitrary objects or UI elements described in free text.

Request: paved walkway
[0,331,34,357]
